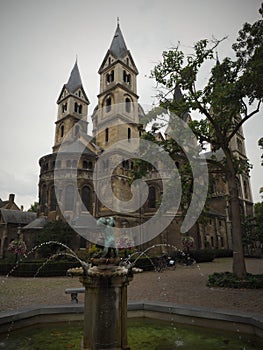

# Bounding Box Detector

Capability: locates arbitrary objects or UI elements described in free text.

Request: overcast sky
[0,0,262,210]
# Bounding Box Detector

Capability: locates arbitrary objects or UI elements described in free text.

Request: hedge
[0,260,81,277]
[207,272,263,289]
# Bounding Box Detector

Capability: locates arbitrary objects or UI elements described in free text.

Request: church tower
[92,23,140,148]
[53,61,90,152]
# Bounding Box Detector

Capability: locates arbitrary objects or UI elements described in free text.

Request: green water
[0,318,262,350]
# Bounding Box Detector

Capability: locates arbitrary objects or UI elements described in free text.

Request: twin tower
[38,24,146,240]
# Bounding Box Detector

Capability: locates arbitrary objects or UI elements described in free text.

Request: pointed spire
[109,22,128,58]
[66,60,83,93]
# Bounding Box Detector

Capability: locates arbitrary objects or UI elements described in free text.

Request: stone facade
[37,24,253,253]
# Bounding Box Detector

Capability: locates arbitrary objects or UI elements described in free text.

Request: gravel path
[0,258,262,314]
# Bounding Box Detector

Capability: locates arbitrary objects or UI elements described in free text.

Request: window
[125,98,131,113]
[126,58,129,66]
[106,70,114,84]
[83,160,88,169]
[128,127,131,141]
[65,185,74,211]
[75,125,80,136]
[81,186,92,212]
[243,180,249,198]
[105,128,109,143]
[62,103,67,113]
[88,161,93,169]
[74,102,78,113]
[41,185,47,210]
[78,90,81,97]
[106,97,112,112]
[148,186,156,208]
[50,186,56,211]
[60,125,64,138]
[123,70,131,84]
[66,160,71,168]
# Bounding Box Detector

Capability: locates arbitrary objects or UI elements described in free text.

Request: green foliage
[0,260,80,277]
[34,220,77,258]
[213,249,233,258]
[28,202,39,212]
[189,249,215,262]
[207,272,263,289]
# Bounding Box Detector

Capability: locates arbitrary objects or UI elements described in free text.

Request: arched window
[128,127,131,141]
[65,185,74,211]
[75,125,80,136]
[105,128,109,143]
[62,103,67,113]
[60,125,64,137]
[74,102,78,113]
[50,186,56,211]
[78,104,82,114]
[81,186,92,212]
[106,70,114,84]
[41,184,47,210]
[148,186,156,208]
[83,160,88,169]
[106,97,112,112]
[125,98,131,113]
[88,161,93,169]
[66,160,71,168]
[123,71,131,84]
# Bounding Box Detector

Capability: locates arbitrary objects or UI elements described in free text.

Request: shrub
[213,249,233,258]
[0,260,80,277]
[189,249,216,263]
[207,272,263,289]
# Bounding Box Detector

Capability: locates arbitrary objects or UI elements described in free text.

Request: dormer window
[78,90,81,97]
[126,58,129,66]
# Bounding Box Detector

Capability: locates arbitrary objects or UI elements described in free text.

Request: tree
[34,220,77,258]
[149,4,263,278]
[28,202,39,213]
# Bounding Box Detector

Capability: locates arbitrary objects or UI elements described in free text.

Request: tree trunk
[224,148,247,278]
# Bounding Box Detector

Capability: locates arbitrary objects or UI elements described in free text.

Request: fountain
[78,216,133,350]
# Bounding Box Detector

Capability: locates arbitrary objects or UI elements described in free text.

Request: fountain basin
[0,302,262,338]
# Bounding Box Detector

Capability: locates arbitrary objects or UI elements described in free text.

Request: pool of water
[0,318,262,350]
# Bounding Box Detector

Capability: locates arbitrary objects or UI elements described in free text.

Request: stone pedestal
[80,261,133,350]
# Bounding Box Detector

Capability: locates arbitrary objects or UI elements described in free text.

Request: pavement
[0,258,262,315]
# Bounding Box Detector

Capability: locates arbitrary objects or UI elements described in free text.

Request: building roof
[57,61,89,104]
[0,209,36,225]
[65,61,83,93]
[109,24,128,58]
[22,216,48,230]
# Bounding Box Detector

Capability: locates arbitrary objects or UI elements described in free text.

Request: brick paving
[0,258,262,314]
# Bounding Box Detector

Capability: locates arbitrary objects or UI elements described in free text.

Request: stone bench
[65,287,85,303]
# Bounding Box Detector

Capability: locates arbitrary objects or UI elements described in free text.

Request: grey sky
[0,0,262,209]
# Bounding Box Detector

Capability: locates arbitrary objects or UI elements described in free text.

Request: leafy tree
[34,220,77,258]
[149,4,263,278]
[28,202,39,213]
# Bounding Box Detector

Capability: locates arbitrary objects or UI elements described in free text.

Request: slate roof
[109,24,128,58]
[22,217,48,230]
[65,61,83,93]
[0,209,36,224]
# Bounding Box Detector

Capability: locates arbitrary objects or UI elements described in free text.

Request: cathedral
[35,23,253,253]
